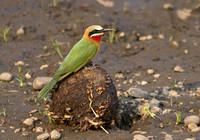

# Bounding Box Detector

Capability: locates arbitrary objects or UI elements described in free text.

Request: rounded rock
[174,65,184,72]
[0,72,13,82]
[35,127,43,133]
[188,123,198,130]
[23,118,34,126]
[133,134,149,140]
[36,133,50,140]
[16,26,25,35]
[25,73,32,80]
[33,77,52,90]
[191,127,200,132]
[184,138,196,140]
[127,88,149,98]
[14,61,25,66]
[184,115,200,126]
[147,69,154,74]
[150,98,161,107]
[50,129,61,140]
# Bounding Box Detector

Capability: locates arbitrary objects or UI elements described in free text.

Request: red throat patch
[91,35,102,42]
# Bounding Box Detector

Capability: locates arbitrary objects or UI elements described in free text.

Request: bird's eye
[89,29,103,37]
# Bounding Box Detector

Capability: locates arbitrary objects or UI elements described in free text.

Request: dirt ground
[0,0,200,139]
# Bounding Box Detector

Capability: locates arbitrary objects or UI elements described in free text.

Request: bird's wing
[54,38,98,79]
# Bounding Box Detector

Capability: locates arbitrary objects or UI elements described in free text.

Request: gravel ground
[0,0,200,139]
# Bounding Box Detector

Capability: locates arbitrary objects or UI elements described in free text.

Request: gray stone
[127,88,149,98]
[33,77,52,90]
[150,98,161,107]
[36,133,50,140]
[50,129,61,139]
[0,72,13,81]
[162,87,170,95]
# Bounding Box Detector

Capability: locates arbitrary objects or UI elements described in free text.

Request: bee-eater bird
[37,25,113,99]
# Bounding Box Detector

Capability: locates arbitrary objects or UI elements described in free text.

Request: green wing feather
[38,38,97,99]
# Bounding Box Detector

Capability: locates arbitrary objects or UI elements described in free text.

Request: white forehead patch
[94,25,103,30]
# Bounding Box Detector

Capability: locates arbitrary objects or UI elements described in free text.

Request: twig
[100,125,109,134]
[88,97,99,118]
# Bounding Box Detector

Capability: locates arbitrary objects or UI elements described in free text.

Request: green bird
[37,25,113,99]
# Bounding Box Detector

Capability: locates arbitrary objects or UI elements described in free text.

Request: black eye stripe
[89,29,103,36]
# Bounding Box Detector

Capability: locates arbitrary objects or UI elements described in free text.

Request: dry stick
[88,94,109,134]
[88,97,99,118]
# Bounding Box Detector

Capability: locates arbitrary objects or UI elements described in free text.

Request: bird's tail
[37,78,57,99]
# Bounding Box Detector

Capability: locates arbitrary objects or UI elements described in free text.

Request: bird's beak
[102,28,115,32]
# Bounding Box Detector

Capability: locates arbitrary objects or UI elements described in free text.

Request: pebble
[150,98,161,107]
[126,43,131,49]
[172,41,179,47]
[141,81,148,86]
[119,32,125,38]
[35,127,43,133]
[40,64,48,70]
[133,134,149,140]
[127,88,149,98]
[163,3,174,10]
[176,9,192,20]
[96,0,114,7]
[151,106,162,114]
[174,65,184,72]
[14,128,21,133]
[50,129,61,139]
[0,72,13,81]
[33,77,52,90]
[191,127,200,132]
[184,49,188,54]
[115,73,124,79]
[158,34,165,39]
[153,74,160,79]
[14,61,25,66]
[25,73,31,79]
[139,35,152,41]
[147,69,154,74]
[169,90,179,97]
[188,123,198,130]
[162,132,173,140]
[23,118,34,126]
[36,133,50,140]
[184,115,200,126]
[184,138,196,140]
[16,26,25,35]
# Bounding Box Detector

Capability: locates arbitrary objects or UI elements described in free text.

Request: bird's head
[83,25,113,44]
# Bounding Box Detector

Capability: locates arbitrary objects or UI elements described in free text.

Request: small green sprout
[52,40,63,58]
[18,66,22,73]
[16,76,24,87]
[52,0,57,7]
[37,108,55,123]
[108,26,115,44]
[169,36,173,42]
[145,105,156,119]
[175,111,181,125]
[1,108,6,117]
[44,111,55,123]
[171,79,177,90]
[3,27,10,42]
[170,96,173,107]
